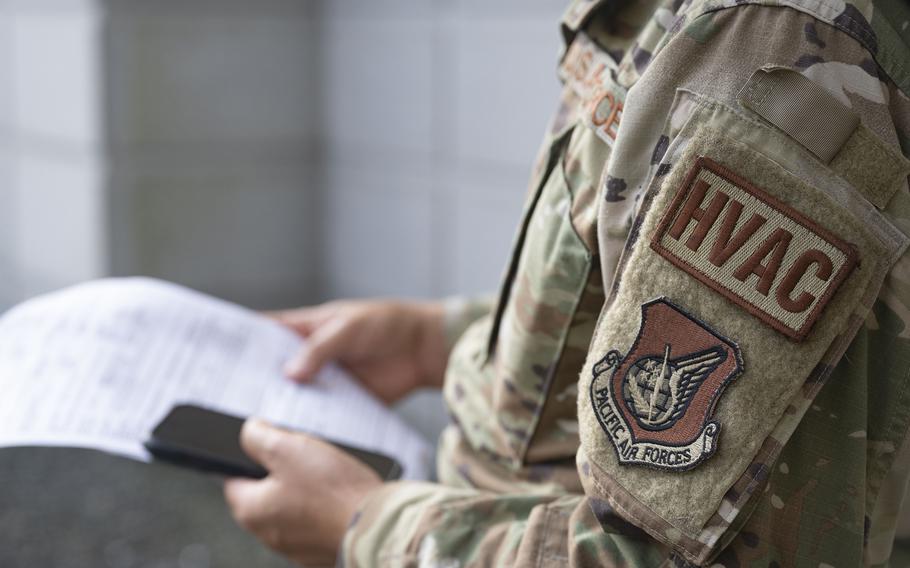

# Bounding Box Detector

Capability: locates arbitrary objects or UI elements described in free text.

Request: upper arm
[575,3,910,564]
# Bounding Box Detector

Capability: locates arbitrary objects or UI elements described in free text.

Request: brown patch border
[649,156,859,342]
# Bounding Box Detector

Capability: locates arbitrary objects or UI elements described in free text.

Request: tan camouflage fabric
[341,0,910,566]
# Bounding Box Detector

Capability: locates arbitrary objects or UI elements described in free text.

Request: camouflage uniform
[342,1,910,566]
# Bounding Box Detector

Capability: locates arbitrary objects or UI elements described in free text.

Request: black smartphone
[144,404,403,481]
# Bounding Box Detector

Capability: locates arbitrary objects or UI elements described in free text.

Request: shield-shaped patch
[590,298,743,471]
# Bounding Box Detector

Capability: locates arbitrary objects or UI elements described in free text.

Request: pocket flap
[738,66,910,210]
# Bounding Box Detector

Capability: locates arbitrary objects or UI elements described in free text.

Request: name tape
[559,32,626,147]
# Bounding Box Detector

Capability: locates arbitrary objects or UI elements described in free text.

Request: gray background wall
[0,0,566,311]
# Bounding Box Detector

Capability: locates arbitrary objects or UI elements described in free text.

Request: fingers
[283,346,315,381]
[264,309,320,335]
[264,303,341,338]
[223,477,271,530]
[284,316,355,382]
[239,419,295,470]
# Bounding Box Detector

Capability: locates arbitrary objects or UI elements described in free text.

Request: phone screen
[145,405,402,480]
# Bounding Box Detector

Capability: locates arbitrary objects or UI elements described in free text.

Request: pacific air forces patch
[590,298,743,471]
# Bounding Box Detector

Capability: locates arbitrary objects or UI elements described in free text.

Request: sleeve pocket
[576,92,909,565]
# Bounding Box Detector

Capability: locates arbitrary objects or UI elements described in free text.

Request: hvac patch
[590,298,743,471]
[650,157,858,341]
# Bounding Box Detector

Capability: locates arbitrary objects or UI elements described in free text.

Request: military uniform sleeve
[442,296,494,353]
[577,1,910,566]
[341,1,910,566]
[341,482,668,567]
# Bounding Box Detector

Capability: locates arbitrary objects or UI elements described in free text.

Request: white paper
[0,278,432,479]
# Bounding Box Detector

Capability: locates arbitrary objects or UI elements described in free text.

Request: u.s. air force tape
[559,32,626,147]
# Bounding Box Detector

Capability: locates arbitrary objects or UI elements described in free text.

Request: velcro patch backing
[650,157,858,341]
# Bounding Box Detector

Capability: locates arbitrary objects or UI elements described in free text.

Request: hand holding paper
[269,298,449,403]
[0,278,433,480]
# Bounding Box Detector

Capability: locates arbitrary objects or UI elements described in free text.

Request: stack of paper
[0,278,432,479]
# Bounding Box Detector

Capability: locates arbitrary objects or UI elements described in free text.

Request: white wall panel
[319,1,564,301]
[0,148,20,309]
[447,172,526,297]
[11,9,102,146]
[0,10,18,309]
[14,152,106,297]
[456,0,567,18]
[453,18,562,169]
[323,160,435,299]
[0,9,15,132]
[322,18,435,159]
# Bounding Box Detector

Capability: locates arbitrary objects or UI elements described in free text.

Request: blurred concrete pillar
[0,0,321,310]
[104,0,322,309]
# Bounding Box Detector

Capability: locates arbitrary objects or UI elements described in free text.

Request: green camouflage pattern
[341,0,910,565]
[442,296,495,354]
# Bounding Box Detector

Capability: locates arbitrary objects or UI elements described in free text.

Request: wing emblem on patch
[591,298,743,472]
[623,346,726,431]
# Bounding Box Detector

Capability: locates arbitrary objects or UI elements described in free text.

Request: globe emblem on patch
[622,354,675,429]
[621,345,727,432]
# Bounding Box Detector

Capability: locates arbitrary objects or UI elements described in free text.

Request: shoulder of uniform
[680,0,910,95]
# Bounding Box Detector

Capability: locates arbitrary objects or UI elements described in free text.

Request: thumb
[239,419,291,470]
[284,316,354,382]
